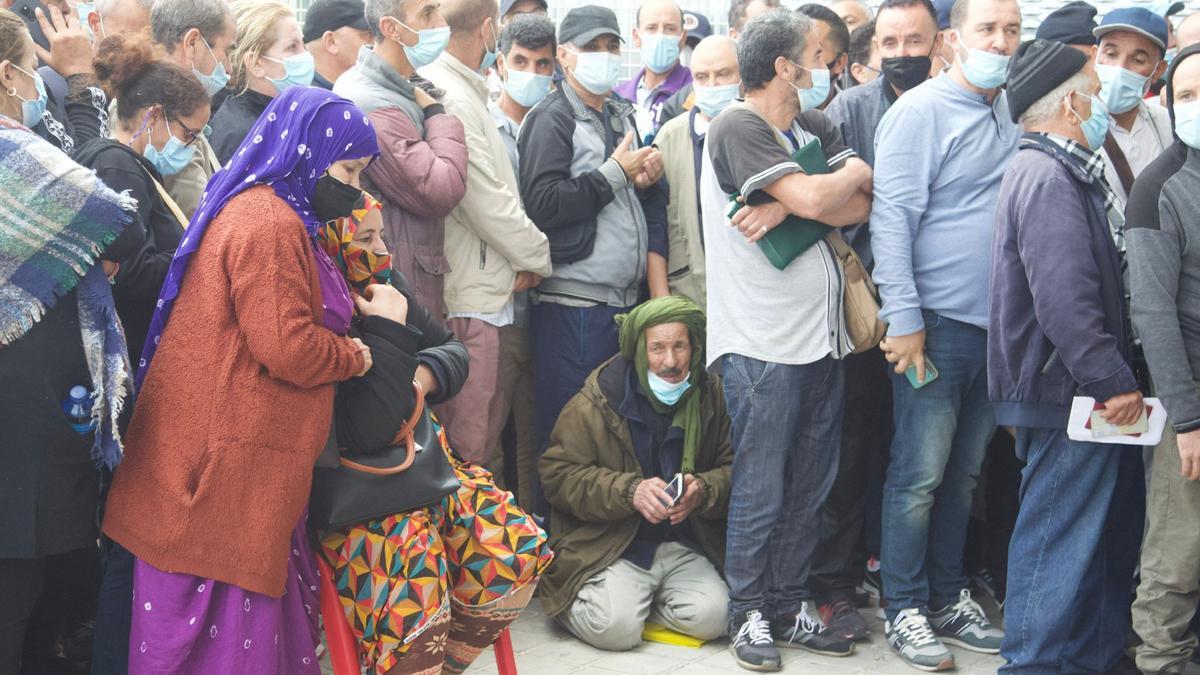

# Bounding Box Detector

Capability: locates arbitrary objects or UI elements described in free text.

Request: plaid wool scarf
[0,116,137,468]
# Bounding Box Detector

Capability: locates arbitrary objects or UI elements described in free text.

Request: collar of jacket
[431,51,489,102]
[562,79,634,124]
[591,354,711,434]
[1019,132,1101,185]
[354,44,419,103]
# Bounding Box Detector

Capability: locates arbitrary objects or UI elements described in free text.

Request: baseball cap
[932,0,954,30]
[558,5,624,48]
[683,10,712,47]
[500,0,549,18]
[302,0,369,44]
[1035,1,1098,46]
[1095,7,1170,54]
[1153,1,1186,18]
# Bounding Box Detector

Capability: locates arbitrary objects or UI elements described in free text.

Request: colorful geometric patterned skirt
[321,424,553,674]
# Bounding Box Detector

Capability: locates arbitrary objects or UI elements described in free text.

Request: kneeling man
[538,296,733,651]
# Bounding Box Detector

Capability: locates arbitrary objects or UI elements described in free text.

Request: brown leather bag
[826,232,887,353]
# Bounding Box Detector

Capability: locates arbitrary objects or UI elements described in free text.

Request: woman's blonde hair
[0,9,30,68]
[228,0,294,94]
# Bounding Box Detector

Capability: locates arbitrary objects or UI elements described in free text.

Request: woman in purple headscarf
[99,87,380,674]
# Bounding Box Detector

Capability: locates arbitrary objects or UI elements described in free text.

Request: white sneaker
[885,608,955,672]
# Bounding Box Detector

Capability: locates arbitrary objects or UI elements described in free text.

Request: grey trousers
[560,542,729,651]
[1133,427,1200,673]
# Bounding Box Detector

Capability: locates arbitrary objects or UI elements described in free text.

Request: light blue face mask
[193,36,230,98]
[788,61,830,110]
[693,82,739,117]
[134,109,197,176]
[76,2,96,41]
[393,18,451,69]
[640,32,681,74]
[1174,100,1200,150]
[480,22,499,72]
[503,68,553,108]
[570,50,622,95]
[647,370,692,406]
[264,52,315,93]
[959,46,1010,89]
[1096,63,1150,114]
[12,65,47,128]
[1073,92,1110,150]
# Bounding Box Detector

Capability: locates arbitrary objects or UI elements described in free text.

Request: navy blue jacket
[988,134,1138,428]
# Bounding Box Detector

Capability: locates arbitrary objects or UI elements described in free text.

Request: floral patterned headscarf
[316,191,392,295]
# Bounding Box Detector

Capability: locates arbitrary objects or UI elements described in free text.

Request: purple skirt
[128,513,322,674]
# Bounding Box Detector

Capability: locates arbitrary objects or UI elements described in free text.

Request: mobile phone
[664,473,684,505]
[13,0,51,53]
[905,357,939,389]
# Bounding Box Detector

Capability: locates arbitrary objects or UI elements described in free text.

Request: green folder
[726,138,833,271]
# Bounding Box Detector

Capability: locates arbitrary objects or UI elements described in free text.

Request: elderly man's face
[645,322,692,385]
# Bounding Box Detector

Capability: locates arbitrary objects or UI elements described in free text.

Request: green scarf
[615,296,706,473]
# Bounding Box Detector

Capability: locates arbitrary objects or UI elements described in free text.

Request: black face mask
[881,55,933,92]
[311,173,362,223]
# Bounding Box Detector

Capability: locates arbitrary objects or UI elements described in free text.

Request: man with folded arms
[992,38,1145,674]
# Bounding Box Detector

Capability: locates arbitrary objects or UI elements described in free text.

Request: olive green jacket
[537,355,733,617]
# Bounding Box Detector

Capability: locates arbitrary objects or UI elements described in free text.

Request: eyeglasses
[168,115,210,148]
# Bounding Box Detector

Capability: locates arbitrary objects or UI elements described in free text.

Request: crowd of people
[3,0,1200,673]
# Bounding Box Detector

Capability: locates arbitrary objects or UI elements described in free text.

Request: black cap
[1006,39,1089,123]
[302,0,369,44]
[558,5,624,48]
[501,0,549,17]
[1035,1,1098,46]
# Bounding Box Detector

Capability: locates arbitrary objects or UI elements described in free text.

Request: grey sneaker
[929,589,1004,654]
[729,609,782,672]
[771,601,855,656]
[885,608,955,672]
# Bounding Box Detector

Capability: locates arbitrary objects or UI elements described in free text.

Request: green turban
[615,296,706,473]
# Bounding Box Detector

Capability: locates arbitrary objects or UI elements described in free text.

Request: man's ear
[323,30,339,55]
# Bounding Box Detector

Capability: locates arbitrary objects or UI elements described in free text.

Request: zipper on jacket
[479,241,487,270]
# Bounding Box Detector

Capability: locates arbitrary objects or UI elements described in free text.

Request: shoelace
[950,589,990,626]
[737,610,773,646]
[794,602,828,636]
[896,611,939,646]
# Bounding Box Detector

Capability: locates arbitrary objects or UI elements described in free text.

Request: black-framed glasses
[168,114,208,148]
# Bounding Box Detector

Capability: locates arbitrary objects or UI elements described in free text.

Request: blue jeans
[531,302,628,512]
[1001,429,1144,674]
[723,354,844,619]
[91,537,134,675]
[881,311,994,619]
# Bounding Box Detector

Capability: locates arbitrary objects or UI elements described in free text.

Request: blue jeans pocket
[727,355,775,390]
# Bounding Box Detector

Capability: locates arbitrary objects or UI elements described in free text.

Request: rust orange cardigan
[102,186,364,597]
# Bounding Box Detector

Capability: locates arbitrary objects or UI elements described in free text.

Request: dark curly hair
[94,31,209,122]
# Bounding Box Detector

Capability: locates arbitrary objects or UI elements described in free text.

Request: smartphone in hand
[905,356,939,389]
[664,473,684,506]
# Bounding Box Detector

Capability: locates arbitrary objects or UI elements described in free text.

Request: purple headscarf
[136,87,380,389]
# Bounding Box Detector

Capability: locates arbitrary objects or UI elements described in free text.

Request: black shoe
[771,601,855,657]
[729,609,782,672]
[861,554,882,598]
[820,599,870,641]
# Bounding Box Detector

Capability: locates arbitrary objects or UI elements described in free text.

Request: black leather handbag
[310,381,460,532]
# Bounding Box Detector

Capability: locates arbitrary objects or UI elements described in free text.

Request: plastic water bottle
[63,385,97,434]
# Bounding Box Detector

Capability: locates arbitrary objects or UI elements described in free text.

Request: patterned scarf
[0,115,137,468]
[137,88,380,388]
[316,192,392,295]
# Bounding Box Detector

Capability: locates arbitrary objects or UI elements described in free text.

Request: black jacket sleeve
[93,153,174,315]
[61,73,106,148]
[640,177,669,258]
[517,97,617,234]
[401,279,469,404]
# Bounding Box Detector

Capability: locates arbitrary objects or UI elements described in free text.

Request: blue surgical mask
[480,23,499,72]
[693,82,739,117]
[264,52,315,93]
[788,61,830,110]
[640,32,681,74]
[1174,100,1200,150]
[193,36,230,98]
[1096,63,1149,115]
[504,69,553,108]
[569,50,622,95]
[1073,92,1110,151]
[647,370,692,406]
[12,65,47,128]
[392,18,451,69]
[145,133,197,176]
[958,46,1010,89]
[76,2,95,41]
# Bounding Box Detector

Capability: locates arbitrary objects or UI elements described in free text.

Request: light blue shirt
[869,73,1020,336]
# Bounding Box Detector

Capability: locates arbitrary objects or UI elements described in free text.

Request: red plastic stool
[316,555,519,675]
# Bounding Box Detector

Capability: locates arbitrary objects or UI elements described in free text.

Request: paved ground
[460,601,1006,675]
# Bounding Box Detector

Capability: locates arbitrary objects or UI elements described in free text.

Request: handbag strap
[338,380,427,475]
